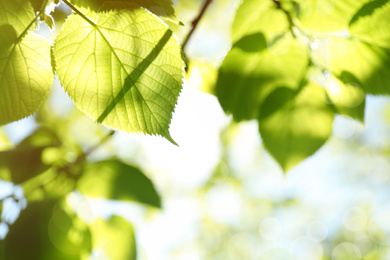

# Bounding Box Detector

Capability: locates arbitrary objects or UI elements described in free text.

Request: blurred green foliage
[0,0,390,259]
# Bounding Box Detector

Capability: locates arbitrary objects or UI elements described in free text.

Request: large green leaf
[349,0,390,49]
[322,38,390,95]
[0,200,91,260]
[259,83,335,172]
[54,5,183,144]
[295,0,370,32]
[69,0,182,24]
[0,0,53,125]
[216,35,309,121]
[76,159,161,208]
[90,216,136,260]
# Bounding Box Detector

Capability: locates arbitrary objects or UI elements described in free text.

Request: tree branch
[181,0,213,51]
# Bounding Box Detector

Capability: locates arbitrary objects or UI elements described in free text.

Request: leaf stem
[181,0,213,51]
[62,0,97,28]
[271,0,296,37]
[15,0,49,42]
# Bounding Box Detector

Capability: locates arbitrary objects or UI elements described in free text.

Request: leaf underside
[54,5,184,144]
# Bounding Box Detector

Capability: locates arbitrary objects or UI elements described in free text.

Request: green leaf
[231,0,278,44]
[69,0,182,25]
[324,72,365,122]
[0,127,60,184]
[0,0,53,125]
[0,33,53,125]
[259,83,335,172]
[90,216,136,260]
[322,38,390,95]
[216,34,309,121]
[76,159,161,208]
[54,5,183,144]
[0,0,35,36]
[1,200,92,260]
[295,0,370,32]
[349,0,390,49]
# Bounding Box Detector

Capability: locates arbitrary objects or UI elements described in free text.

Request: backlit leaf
[54,5,183,144]
[296,0,370,32]
[1,200,91,260]
[322,38,390,95]
[259,83,335,172]
[324,72,365,122]
[76,159,161,208]
[216,34,309,121]
[349,0,390,49]
[70,0,182,24]
[90,216,136,260]
[0,0,53,125]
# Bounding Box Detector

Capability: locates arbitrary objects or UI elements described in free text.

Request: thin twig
[272,0,296,37]
[182,0,213,51]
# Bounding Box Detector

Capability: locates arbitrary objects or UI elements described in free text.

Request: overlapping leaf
[295,0,370,32]
[0,0,53,125]
[54,4,183,144]
[349,0,390,49]
[322,38,390,95]
[90,216,137,260]
[259,83,335,172]
[1,200,91,260]
[217,1,309,121]
[70,0,182,24]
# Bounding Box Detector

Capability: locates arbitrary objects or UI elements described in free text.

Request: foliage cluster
[0,0,389,259]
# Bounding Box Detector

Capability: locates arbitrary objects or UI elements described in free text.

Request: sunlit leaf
[349,0,390,49]
[54,4,183,144]
[216,34,309,121]
[231,0,278,44]
[324,72,365,122]
[0,1,53,125]
[0,200,91,260]
[322,38,390,95]
[90,216,136,260]
[259,82,335,172]
[295,0,370,32]
[76,159,161,207]
[70,0,182,24]
[0,0,35,35]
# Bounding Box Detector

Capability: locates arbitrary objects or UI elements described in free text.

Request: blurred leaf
[349,0,390,49]
[295,0,370,32]
[216,34,309,121]
[325,72,366,122]
[323,38,390,95]
[186,60,217,95]
[0,127,60,184]
[90,216,136,260]
[259,83,334,172]
[333,220,388,259]
[22,168,78,202]
[0,200,91,260]
[69,0,182,24]
[54,3,183,145]
[231,0,278,43]
[77,160,161,208]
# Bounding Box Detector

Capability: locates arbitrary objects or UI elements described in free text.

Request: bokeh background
[2,0,390,259]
